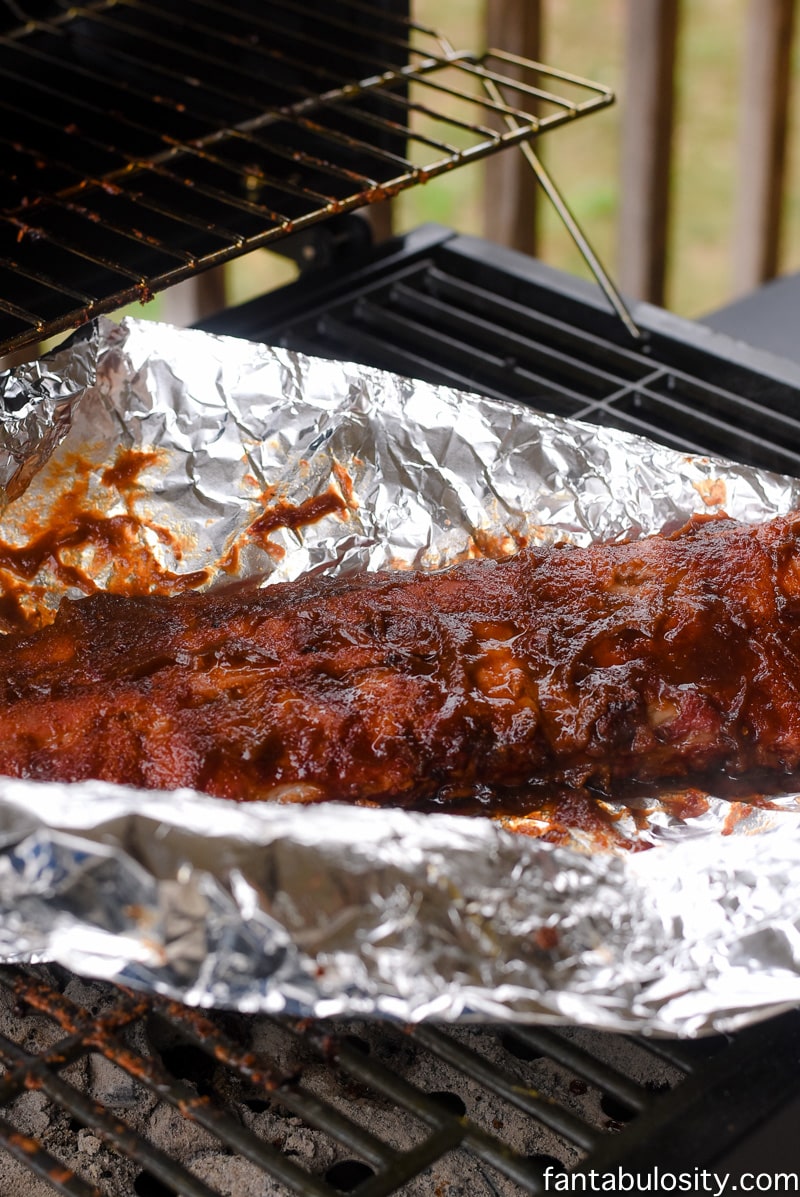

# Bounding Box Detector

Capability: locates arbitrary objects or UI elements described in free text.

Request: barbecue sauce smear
[0,446,352,633]
[0,446,210,633]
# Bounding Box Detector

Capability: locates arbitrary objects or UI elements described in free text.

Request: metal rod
[198,0,430,64]
[9,974,338,1197]
[482,75,641,340]
[452,60,580,113]
[486,47,615,98]
[410,1023,603,1151]
[374,67,543,130]
[123,0,408,87]
[0,292,46,330]
[284,1018,559,1195]
[0,1034,222,1197]
[152,999,401,1171]
[0,1114,100,1197]
[0,246,95,303]
[283,115,415,171]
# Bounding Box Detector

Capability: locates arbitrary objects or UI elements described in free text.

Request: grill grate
[0,963,749,1197]
[1,962,799,1196]
[211,225,800,477]
[0,0,612,358]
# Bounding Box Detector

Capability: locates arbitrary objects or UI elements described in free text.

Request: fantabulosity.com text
[542,1167,799,1193]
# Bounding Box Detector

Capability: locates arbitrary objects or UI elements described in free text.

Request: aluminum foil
[1,314,800,1036]
[0,324,96,508]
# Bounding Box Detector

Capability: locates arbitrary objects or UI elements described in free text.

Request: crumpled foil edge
[1,780,799,1036]
[0,325,97,507]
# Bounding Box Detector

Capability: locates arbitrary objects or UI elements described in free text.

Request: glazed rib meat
[1,511,800,803]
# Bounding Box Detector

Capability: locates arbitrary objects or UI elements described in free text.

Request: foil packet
[0,314,799,1036]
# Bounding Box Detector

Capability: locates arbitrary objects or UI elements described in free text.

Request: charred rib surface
[1,513,799,803]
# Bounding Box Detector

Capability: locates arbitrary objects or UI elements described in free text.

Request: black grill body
[203,224,800,478]
[0,236,798,1191]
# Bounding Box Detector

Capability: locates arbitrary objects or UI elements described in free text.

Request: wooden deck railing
[481,0,797,308]
[732,0,796,294]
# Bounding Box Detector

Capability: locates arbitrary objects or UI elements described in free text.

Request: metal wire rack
[1,961,787,1197]
[0,0,613,358]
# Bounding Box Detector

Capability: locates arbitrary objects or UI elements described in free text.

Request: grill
[203,224,800,477]
[1,964,799,1197]
[2,2,800,1193]
[3,228,800,1195]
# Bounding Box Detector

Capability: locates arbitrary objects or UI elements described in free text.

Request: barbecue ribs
[0,511,799,803]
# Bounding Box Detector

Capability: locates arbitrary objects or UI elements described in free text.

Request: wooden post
[618,0,680,304]
[732,0,795,295]
[161,266,228,326]
[364,201,395,244]
[483,0,543,256]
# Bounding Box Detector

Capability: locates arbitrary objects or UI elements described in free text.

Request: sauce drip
[0,447,209,633]
[248,490,348,541]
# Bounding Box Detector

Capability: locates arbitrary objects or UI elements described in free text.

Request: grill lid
[0,0,612,359]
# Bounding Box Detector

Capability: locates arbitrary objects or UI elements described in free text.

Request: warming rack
[0,0,614,359]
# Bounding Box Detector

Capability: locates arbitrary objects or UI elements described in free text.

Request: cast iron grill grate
[0,0,612,358]
[0,962,780,1197]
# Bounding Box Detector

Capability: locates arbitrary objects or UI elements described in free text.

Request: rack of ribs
[0,511,799,804]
